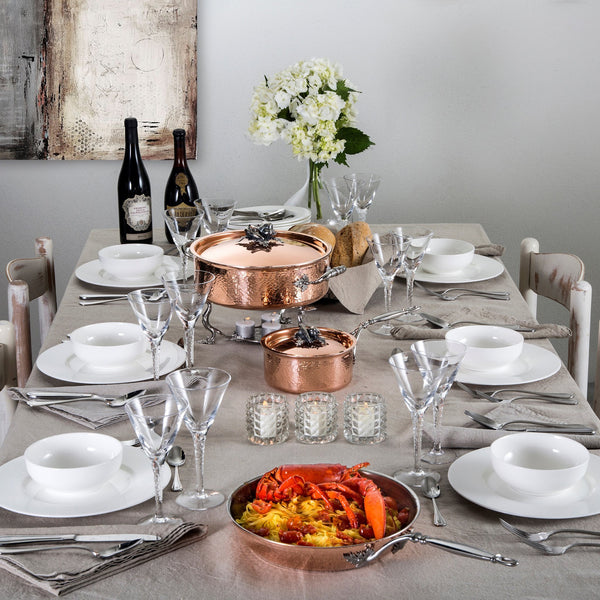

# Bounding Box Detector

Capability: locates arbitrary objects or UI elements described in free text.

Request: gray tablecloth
[1,225,599,599]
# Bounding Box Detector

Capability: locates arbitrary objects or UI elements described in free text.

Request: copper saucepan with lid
[260,308,417,393]
[189,228,345,310]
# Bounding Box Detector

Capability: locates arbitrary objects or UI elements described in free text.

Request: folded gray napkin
[326,256,381,314]
[474,243,505,257]
[425,404,600,450]
[391,322,571,340]
[8,383,166,429]
[0,521,206,596]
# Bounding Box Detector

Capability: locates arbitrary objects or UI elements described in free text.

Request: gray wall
[1,0,598,383]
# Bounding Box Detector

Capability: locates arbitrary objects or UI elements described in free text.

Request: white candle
[261,321,281,337]
[355,402,376,437]
[304,403,327,437]
[261,311,280,323]
[257,402,277,438]
[235,316,256,339]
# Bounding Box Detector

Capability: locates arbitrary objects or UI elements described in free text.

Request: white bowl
[421,238,475,274]
[491,432,589,496]
[445,325,523,371]
[98,244,164,280]
[70,322,145,368]
[24,433,123,493]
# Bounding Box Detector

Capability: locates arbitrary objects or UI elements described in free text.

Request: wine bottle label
[123,194,152,231]
[175,172,189,194]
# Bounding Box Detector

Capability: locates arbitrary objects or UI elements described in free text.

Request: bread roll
[289,223,336,250]
[330,222,372,268]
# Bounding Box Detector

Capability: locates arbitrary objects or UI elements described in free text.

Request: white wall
[1,0,598,381]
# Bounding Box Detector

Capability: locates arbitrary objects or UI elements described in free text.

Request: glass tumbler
[294,392,338,444]
[246,393,289,445]
[344,393,386,444]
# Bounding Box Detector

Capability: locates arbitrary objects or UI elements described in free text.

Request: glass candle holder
[246,393,288,445]
[295,392,338,444]
[343,393,386,445]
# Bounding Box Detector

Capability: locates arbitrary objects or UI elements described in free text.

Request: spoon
[167,446,185,492]
[422,476,447,527]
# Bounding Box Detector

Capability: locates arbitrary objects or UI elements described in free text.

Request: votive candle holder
[295,392,338,444]
[246,393,288,445]
[344,393,386,445]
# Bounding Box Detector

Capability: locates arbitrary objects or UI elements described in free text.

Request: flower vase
[285,160,323,221]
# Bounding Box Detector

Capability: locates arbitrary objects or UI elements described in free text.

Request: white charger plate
[36,340,185,384]
[0,445,170,518]
[448,448,600,519]
[413,255,504,284]
[75,255,180,288]
[455,344,561,385]
[227,205,311,230]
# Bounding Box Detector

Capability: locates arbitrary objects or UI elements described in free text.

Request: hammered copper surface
[190,231,332,309]
[261,327,356,393]
[227,470,420,571]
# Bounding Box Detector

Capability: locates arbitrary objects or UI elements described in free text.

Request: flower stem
[309,160,322,220]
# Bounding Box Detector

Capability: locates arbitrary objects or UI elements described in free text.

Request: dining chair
[5,237,57,387]
[594,321,600,416]
[519,237,592,394]
[0,319,17,443]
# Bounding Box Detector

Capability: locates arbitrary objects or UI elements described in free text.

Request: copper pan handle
[351,306,420,341]
[294,266,347,291]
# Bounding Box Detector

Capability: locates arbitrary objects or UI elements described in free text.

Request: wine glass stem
[354,207,367,222]
[183,323,195,367]
[150,338,161,380]
[411,410,425,475]
[180,251,188,279]
[151,457,165,520]
[405,270,416,308]
[192,430,207,496]
[382,278,394,313]
[430,392,444,455]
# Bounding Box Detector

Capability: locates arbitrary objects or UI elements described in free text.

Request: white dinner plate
[413,254,504,284]
[227,205,311,230]
[448,448,600,519]
[36,340,185,384]
[75,255,181,288]
[0,445,170,518]
[455,344,561,385]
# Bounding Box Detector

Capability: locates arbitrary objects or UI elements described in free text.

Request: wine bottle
[164,128,199,243]
[117,117,153,244]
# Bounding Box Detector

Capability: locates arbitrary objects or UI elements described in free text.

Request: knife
[25,389,145,401]
[0,533,160,545]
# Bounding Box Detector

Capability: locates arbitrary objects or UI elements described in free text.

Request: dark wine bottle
[164,128,199,243]
[117,117,153,244]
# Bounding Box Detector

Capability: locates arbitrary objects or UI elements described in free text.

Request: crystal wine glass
[366,230,410,336]
[161,270,215,368]
[411,339,467,465]
[127,288,174,380]
[166,367,231,510]
[163,208,203,279]
[343,172,381,222]
[195,198,237,234]
[323,176,355,228]
[398,226,433,323]
[124,393,188,524]
[388,351,445,487]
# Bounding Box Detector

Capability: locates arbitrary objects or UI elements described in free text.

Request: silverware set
[415,281,510,301]
[457,381,577,405]
[230,208,292,222]
[419,312,534,332]
[13,388,146,408]
[464,409,595,434]
[500,519,600,555]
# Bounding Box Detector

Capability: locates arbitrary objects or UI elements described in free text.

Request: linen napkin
[474,243,505,257]
[326,255,381,314]
[8,382,166,429]
[391,322,571,340]
[0,522,206,596]
[425,404,600,450]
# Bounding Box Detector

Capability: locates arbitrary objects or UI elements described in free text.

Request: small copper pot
[189,230,342,310]
[261,327,356,393]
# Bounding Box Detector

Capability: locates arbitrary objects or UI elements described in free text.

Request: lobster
[255,463,388,539]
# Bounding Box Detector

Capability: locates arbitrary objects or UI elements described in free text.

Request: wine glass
[398,226,433,323]
[161,270,215,368]
[411,339,467,465]
[366,231,410,336]
[388,351,445,487]
[195,198,237,234]
[124,393,188,524]
[343,172,381,222]
[163,208,203,278]
[166,367,231,510]
[323,176,355,228]
[127,288,174,380]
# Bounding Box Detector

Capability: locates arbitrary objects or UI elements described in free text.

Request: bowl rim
[70,321,144,346]
[425,237,475,255]
[98,243,164,260]
[445,324,524,347]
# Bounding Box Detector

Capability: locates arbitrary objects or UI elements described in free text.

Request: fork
[455,382,577,405]
[499,518,600,542]
[415,281,510,301]
[0,538,144,558]
[24,388,146,408]
[464,410,595,433]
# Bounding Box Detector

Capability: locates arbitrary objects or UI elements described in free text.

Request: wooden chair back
[519,237,592,395]
[0,320,17,443]
[6,237,56,387]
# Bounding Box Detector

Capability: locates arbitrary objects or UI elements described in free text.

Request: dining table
[1,223,599,599]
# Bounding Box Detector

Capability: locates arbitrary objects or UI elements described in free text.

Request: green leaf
[277,107,293,121]
[334,79,357,102]
[334,153,349,167]
[337,127,374,155]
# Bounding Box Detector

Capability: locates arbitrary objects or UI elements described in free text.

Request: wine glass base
[422,450,456,465]
[394,312,422,324]
[137,513,182,526]
[368,323,395,337]
[175,489,225,511]
[393,468,440,488]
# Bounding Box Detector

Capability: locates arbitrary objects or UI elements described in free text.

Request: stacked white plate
[227,205,311,230]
